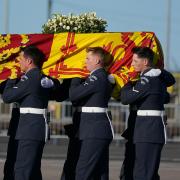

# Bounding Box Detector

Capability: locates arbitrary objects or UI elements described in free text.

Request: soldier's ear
[97,60,101,65]
[27,57,33,65]
[144,58,149,66]
[95,57,101,65]
[94,58,98,65]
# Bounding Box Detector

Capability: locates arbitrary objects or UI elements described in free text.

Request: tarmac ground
[0,159,180,180]
[0,137,180,179]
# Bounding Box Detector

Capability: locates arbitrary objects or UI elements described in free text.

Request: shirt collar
[140,67,152,76]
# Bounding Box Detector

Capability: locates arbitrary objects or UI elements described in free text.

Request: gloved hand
[41,77,54,88]
[144,68,161,77]
[108,74,116,84]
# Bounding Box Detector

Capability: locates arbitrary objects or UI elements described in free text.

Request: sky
[0,0,180,72]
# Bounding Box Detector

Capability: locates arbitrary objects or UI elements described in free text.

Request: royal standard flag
[0,32,163,98]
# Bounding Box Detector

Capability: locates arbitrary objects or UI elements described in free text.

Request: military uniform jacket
[121,104,137,141]
[1,80,20,137]
[7,106,20,137]
[2,68,51,141]
[49,78,71,101]
[0,80,7,94]
[64,98,85,139]
[121,69,173,144]
[69,68,113,140]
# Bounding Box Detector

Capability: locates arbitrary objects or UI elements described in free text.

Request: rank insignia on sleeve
[89,75,98,82]
[132,87,139,92]
[140,77,149,85]
[20,75,28,81]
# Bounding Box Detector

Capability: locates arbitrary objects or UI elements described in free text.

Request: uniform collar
[90,67,104,75]
[25,67,39,75]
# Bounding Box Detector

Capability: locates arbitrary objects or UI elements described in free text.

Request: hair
[20,45,46,69]
[131,46,154,66]
[86,47,107,64]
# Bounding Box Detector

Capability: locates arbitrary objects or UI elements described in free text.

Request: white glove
[108,74,115,84]
[41,77,54,88]
[144,68,161,77]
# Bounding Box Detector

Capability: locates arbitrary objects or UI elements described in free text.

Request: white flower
[42,12,107,33]
[92,12,96,16]
[52,19,56,23]
[66,26,70,30]
[53,24,57,28]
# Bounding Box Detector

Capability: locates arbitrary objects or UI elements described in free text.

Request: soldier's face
[86,52,99,72]
[19,52,30,72]
[131,54,148,72]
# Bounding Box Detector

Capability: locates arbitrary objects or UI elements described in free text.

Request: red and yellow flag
[0,32,163,98]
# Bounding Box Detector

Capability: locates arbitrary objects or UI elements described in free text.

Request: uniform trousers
[120,140,135,180]
[75,139,111,180]
[133,142,163,180]
[3,137,18,180]
[14,139,45,180]
[61,138,81,180]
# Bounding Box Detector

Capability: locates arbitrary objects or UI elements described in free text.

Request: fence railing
[0,100,180,141]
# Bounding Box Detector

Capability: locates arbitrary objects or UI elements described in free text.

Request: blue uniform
[49,78,71,102]
[2,68,52,180]
[120,68,175,180]
[61,107,82,180]
[0,80,7,94]
[1,80,20,180]
[120,104,137,180]
[61,79,91,180]
[3,104,20,180]
[69,68,114,180]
